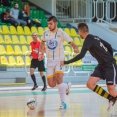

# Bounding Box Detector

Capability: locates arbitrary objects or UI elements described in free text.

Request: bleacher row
[0,24,117,68]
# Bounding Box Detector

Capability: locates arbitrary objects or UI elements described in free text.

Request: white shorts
[46,59,64,78]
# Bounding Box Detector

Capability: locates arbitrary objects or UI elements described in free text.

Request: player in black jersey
[61,23,117,111]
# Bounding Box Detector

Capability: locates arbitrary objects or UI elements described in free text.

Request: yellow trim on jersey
[55,71,63,74]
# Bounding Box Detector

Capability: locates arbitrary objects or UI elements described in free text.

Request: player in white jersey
[39,16,78,109]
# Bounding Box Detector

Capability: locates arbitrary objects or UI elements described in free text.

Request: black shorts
[91,62,117,85]
[30,59,45,72]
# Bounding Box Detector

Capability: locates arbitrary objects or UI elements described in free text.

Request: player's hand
[74,48,79,53]
[33,50,38,54]
[38,54,44,61]
[60,61,64,66]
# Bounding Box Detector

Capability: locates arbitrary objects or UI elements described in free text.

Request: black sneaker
[31,85,38,90]
[107,97,117,111]
[41,86,47,91]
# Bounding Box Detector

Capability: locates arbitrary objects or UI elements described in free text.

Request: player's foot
[41,86,47,91]
[59,102,67,109]
[31,85,38,90]
[66,82,72,95]
[107,97,117,111]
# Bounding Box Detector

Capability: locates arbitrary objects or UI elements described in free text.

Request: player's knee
[48,82,56,88]
[86,81,95,90]
[40,72,44,77]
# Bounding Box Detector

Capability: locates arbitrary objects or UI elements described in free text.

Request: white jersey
[42,29,72,60]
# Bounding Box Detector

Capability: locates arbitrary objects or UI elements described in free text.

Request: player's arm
[63,32,78,53]
[63,37,92,65]
[69,41,79,53]
[39,40,46,54]
[101,39,113,56]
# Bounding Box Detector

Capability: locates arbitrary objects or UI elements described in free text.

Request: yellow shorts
[46,59,64,78]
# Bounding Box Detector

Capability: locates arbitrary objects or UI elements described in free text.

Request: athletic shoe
[31,85,38,90]
[41,86,47,91]
[59,102,67,109]
[107,97,117,111]
[66,82,72,95]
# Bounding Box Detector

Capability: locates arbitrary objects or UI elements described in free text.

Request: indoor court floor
[0,86,117,117]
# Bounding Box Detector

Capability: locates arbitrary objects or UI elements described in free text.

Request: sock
[58,83,68,104]
[93,85,113,100]
[41,76,46,87]
[31,74,37,86]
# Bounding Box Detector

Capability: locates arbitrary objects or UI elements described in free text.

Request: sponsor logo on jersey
[47,39,58,50]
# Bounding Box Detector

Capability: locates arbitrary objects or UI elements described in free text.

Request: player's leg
[55,62,71,109]
[38,60,47,91]
[87,76,113,100]
[105,63,117,111]
[30,59,38,90]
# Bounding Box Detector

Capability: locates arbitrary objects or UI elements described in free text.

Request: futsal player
[30,32,47,91]
[61,23,117,111]
[38,16,78,108]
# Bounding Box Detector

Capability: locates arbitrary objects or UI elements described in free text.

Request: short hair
[47,16,57,22]
[14,2,18,5]
[78,23,89,33]
[6,9,10,13]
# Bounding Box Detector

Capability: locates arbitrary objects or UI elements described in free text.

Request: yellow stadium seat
[73,60,82,67]
[16,56,24,67]
[59,28,63,30]
[44,27,49,31]
[4,35,12,44]
[22,45,29,55]
[80,39,84,46]
[63,41,69,46]
[38,27,44,36]
[65,46,72,55]
[24,26,32,35]
[9,26,18,35]
[2,25,10,34]
[0,45,6,55]
[12,35,20,44]
[70,28,78,37]
[25,56,31,67]
[19,35,27,44]
[14,45,22,55]
[64,28,71,36]
[6,45,14,55]
[0,27,3,34]
[17,26,24,35]
[78,46,82,52]
[114,56,117,64]
[74,37,82,46]
[7,56,16,67]
[31,26,38,34]
[0,35,4,44]
[27,36,33,45]
[0,56,8,66]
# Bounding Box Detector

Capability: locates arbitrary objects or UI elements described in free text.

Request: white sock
[58,83,68,104]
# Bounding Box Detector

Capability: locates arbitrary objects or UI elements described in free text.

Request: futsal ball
[27,98,37,110]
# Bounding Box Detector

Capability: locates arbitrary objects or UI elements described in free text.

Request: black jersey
[64,34,115,65]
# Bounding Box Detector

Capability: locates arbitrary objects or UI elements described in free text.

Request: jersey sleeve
[64,37,92,64]
[41,31,46,42]
[62,31,72,43]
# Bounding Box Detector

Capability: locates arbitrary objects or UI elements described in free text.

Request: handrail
[106,0,116,21]
[24,51,71,77]
[71,52,91,76]
[98,19,117,28]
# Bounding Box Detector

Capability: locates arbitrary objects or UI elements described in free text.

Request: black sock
[42,76,46,87]
[93,85,113,100]
[31,74,37,86]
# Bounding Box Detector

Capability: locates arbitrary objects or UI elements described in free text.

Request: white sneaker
[107,97,116,111]
[59,102,67,109]
[66,82,72,95]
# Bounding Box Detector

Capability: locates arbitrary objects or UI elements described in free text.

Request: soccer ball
[27,98,37,110]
